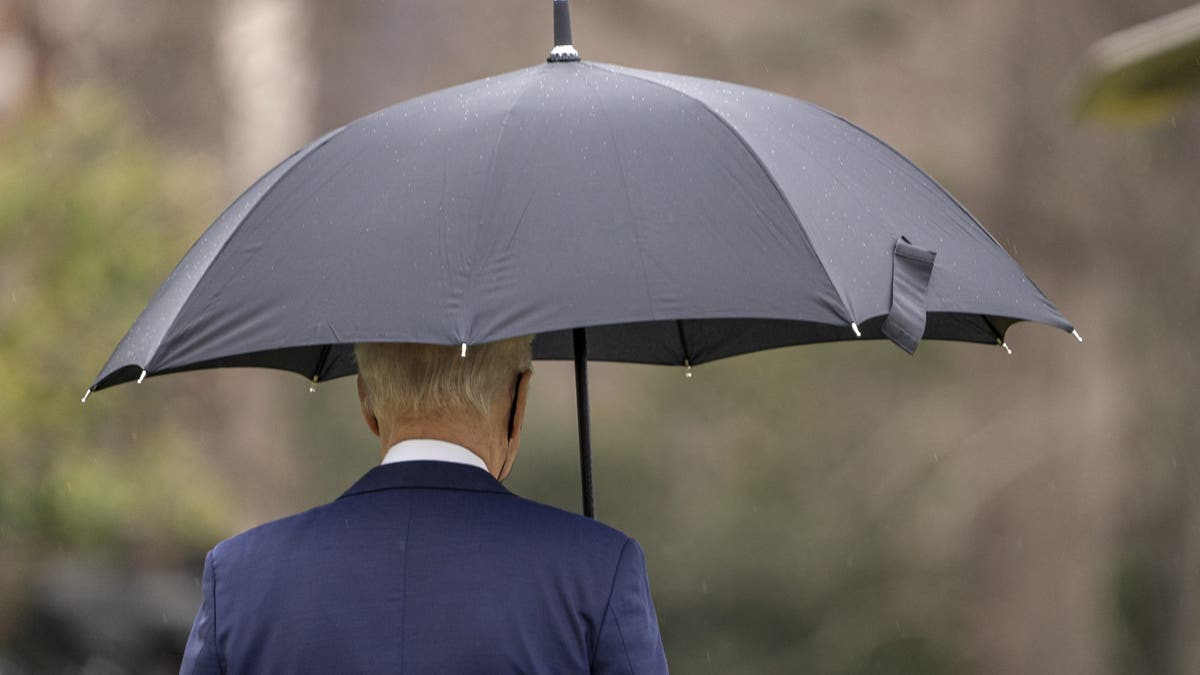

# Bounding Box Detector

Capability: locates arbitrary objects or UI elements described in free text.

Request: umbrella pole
[573,328,596,519]
[548,0,581,62]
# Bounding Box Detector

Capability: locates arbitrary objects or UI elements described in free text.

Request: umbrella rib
[582,70,659,319]
[119,126,348,382]
[585,62,855,327]
[456,70,545,344]
[313,343,332,381]
[793,101,1011,254]
[981,315,1007,346]
[675,319,692,366]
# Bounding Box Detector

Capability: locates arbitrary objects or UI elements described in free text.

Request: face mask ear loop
[506,372,524,441]
[499,371,525,481]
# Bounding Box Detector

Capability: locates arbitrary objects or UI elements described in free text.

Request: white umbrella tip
[1072,329,1084,343]
[81,389,91,404]
[461,343,468,358]
[137,369,147,384]
[851,322,862,338]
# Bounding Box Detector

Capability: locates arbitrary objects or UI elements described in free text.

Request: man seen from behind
[179,336,669,674]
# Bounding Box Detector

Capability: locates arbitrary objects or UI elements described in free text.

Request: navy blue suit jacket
[180,461,668,674]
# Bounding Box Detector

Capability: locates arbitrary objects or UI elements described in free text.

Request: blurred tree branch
[1077,3,1200,126]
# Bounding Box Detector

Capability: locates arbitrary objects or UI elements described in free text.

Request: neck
[377,413,506,477]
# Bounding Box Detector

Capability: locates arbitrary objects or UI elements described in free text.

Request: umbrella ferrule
[548,0,581,62]
[548,45,580,62]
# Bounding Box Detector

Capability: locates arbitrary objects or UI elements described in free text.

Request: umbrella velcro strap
[881,238,937,354]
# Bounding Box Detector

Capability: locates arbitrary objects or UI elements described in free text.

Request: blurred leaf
[1077,3,1200,126]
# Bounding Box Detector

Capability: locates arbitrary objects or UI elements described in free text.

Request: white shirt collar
[381,439,490,474]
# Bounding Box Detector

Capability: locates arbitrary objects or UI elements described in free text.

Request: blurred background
[1,0,1197,673]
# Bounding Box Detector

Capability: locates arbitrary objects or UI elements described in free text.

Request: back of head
[355,337,533,420]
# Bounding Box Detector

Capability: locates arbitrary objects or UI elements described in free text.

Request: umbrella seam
[582,69,660,320]
[132,125,348,378]
[456,69,546,344]
[585,62,855,325]
[793,99,1011,254]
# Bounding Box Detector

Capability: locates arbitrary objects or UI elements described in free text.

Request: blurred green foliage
[1077,4,1200,126]
[0,89,231,564]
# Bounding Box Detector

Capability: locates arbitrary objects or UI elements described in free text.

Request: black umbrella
[87,0,1076,518]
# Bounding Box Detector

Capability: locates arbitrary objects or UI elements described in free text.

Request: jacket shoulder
[504,493,632,544]
[209,499,341,562]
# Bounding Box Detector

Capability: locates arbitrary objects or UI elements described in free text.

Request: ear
[357,374,380,437]
[500,370,533,480]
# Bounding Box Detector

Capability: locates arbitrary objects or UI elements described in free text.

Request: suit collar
[339,460,511,500]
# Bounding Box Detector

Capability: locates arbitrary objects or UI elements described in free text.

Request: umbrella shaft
[573,328,595,519]
[554,0,573,47]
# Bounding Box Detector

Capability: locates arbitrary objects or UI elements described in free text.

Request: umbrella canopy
[88,0,1075,516]
[88,61,1072,393]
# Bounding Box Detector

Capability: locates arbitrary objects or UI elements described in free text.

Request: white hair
[355,337,533,418]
